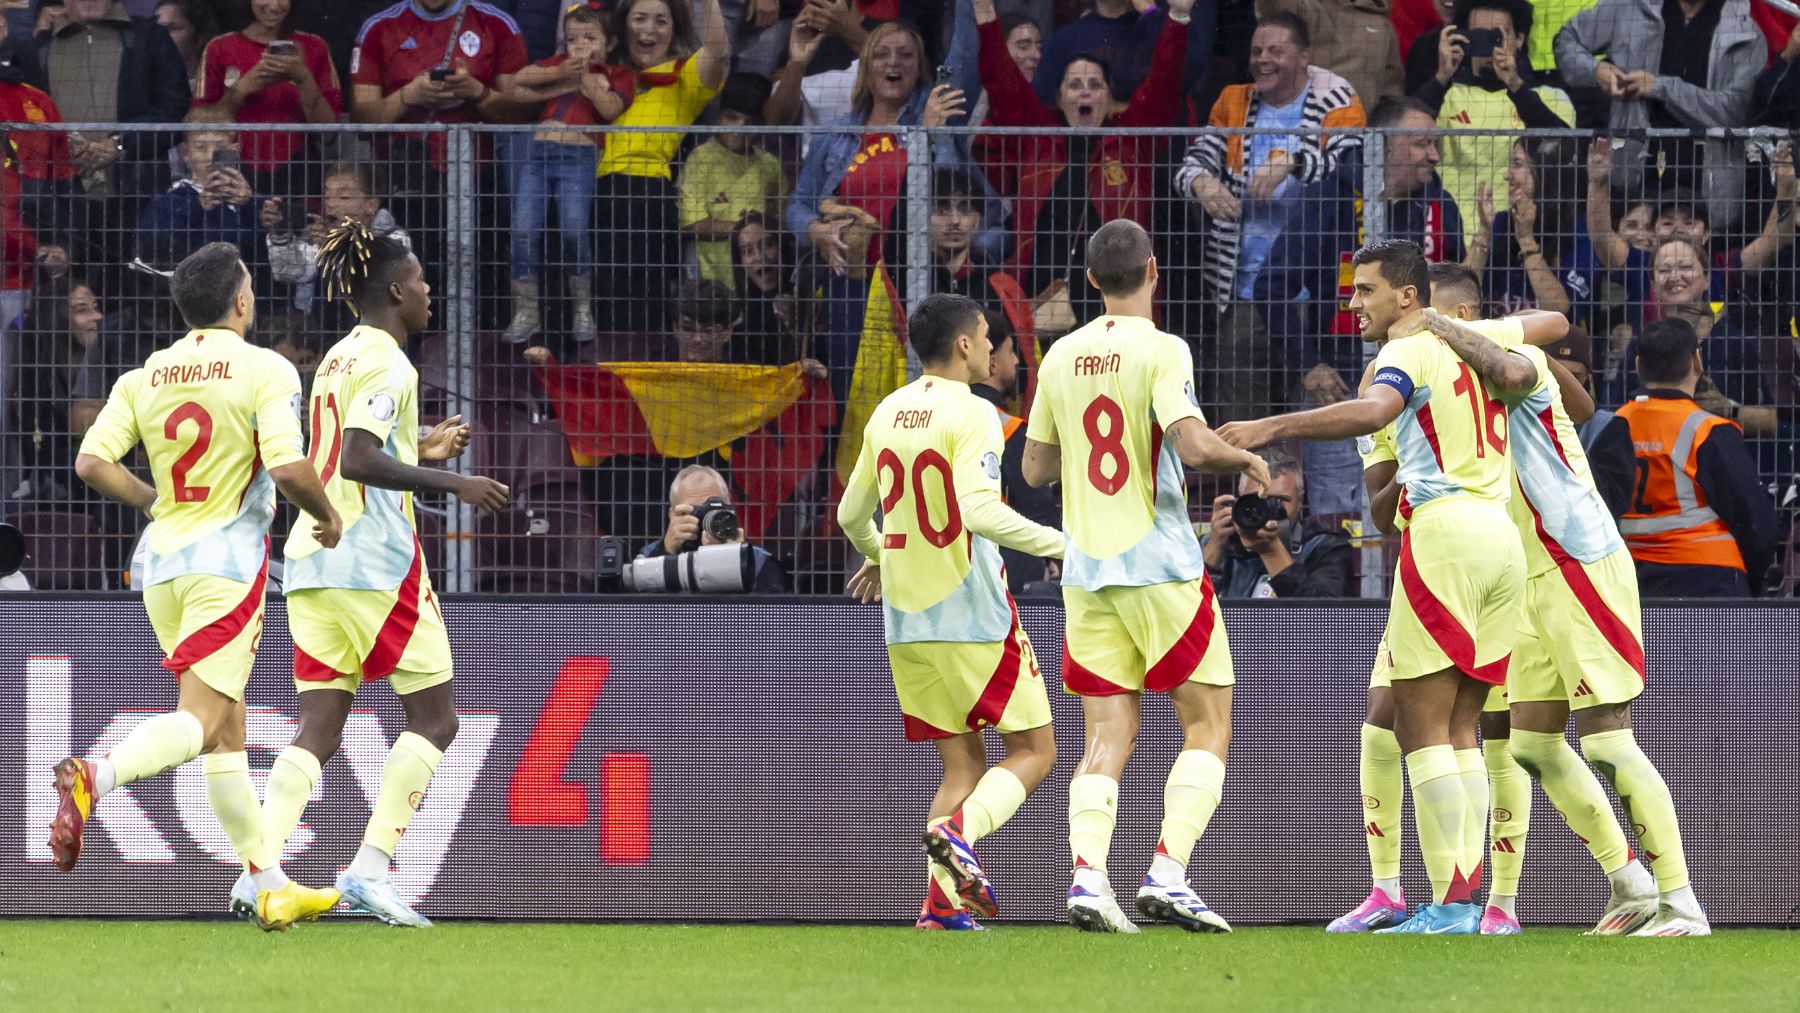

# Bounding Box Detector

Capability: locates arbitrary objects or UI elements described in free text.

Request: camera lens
[1231,493,1270,533]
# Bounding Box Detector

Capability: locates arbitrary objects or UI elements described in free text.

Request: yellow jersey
[842,376,1060,644]
[1368,318,1519,518]
[1357,421,1407,532]
[1026,314,1206,590]
[283,325,422,592]
[78,327,305,587]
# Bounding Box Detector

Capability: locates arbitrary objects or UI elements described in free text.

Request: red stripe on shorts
[965,596,1025,731]
[1061,642,1131,696]
[1143,576,1217,694]
[361,539,426,681]
[162,542,269,674]
[904,713,956,742]
[1524,492,1646,678]
[293,645,344,682]
[1398,531,1504,685]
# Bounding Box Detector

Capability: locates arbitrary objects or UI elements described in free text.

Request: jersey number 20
[877,448,963,548]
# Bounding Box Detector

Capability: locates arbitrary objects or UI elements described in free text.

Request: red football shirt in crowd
[197,31,343,172]
[351,0,528,168]
[532,54,635,128]
[0,84,73,292]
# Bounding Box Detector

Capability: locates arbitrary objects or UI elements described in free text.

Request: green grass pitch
[3,922,1795,1011]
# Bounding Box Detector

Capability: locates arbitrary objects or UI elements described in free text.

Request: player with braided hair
[231,219,511,928]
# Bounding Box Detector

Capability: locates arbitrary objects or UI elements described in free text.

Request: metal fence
[0,121,1794,595]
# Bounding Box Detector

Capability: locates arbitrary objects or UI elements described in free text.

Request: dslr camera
[596,536,758,593]
[690,495,740,551]
[1230,492,1272,534]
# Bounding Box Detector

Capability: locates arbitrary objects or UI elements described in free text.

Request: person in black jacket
[1753,18,1800,130]
[34,1,191,178]
[1201,448,1352,598]
[970,308,1060,592]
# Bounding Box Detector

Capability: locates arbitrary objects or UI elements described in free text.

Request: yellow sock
[1581,729,1689,892]
[1511,729,1630,875]
[1067,773,1119,873]
[362,732,443,858]
[1405,745,1470,905]
[262,746,322,862]
[1483,739,1531,898]
[1454,747,1488,893]
[105,710,203,788]
[1359,724,1404,882]
[959,767,1027,843]
[1157,749,1225,868]
[203,751,278,871]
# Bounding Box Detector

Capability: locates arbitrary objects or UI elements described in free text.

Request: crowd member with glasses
[1200,448,1353,598]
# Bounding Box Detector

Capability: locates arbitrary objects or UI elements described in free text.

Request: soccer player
[1421,263,1704,937]
[837,293,1065,931]
[1219,239,1524,935]
[243,220,511,928]
[52,241,344,931]
[1021,220,1270,934]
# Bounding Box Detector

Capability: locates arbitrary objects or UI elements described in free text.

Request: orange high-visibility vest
[1616,395,1745,571]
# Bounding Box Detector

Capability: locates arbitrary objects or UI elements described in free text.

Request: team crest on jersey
[368,392,398,422]
[981,451,1001,481]
[460,30,482,57]
[1355,434,1376,456]
[1183,379,1198,407]
[223,67,241,88]
[290,392,304,420]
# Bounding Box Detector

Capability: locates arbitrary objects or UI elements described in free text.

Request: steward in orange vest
[971,310,1060,592]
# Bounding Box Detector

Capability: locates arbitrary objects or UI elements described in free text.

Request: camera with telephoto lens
[1231,492,1272,534]
[693,496,739,550]
[595,536,756,593]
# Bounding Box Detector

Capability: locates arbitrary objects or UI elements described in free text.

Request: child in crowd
[677,73,788,287]
[503,1,634,345]
[261,161,410,316]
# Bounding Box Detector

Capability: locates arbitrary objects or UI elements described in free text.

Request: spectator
[260,161,409,316]
[1415,0,1573,232]
[677,72,787,289]
[8,271,99,504]
[1587,139,1798,314]
[708,0,791,77]
[1176,11,1363,420]
[974,0,1193,326]
[1467,137,1597,324]
[0,32,74,328]
[195,0,342,193]
[348,0,527,316]
[1754,20,1800,128]
[1526,0,1596,75]
[762,13,845,131]
[1256,0,1402,105]
[787,7,994,404]
[1544,330,1636,519]
[68,243,181,437]
[1201,448,1353,597]
[926,167,999,306]
[968,9,1040,195]
[1251,97,1464,515]
[1617,316,1777,596]
[639,463,788,591]
[501,2,631,347]
[1031,0,1215,108]
[1555,0,1761,229]
[34,0,191,190]
[1401,0,1451,94]
[729,211,807,365]
[136,113,260,265]
[156,0,221,94]
[591,0,730,336]
[260,304,325,380]
[970,306,1059,591]
[671,277,742,362]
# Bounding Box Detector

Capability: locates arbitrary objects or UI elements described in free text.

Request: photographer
[637,464,787,592]
[1201,450,1352,598]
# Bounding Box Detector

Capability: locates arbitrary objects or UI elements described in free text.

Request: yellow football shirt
[597,58,721,180]
[841,376,1033,644]
[1368,317,1520,515]
[78,327,305,586]
[1026,314,1206,590]
[283,325,422,592]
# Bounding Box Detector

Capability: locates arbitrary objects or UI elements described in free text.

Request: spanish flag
[536,360,818,463]
[834,261,909,482]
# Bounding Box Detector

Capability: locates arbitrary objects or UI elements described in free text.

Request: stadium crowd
[0,0,1793,595]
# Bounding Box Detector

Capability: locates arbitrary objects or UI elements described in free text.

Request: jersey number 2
[1452,364,1507,457]
[165,401,213,502]
[877,448,963,548]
